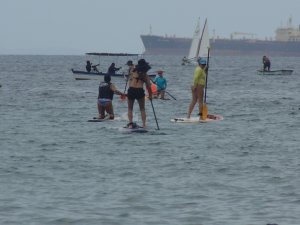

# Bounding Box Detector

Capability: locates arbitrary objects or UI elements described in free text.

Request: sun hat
[135,59,151,73]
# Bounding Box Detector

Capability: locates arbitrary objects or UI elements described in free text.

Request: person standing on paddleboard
[262,55,271,71]
[97,75,125,119]
[126,60,135,74]
[120,60,135,101]
[126,59,152,128]
[187,58,207,119]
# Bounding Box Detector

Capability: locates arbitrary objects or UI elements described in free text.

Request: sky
[1,0,300,55]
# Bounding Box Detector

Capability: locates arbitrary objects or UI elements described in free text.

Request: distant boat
[71,52,158,80]
[71,69,127,80]
[182,18,210,65]
[257,69,293,75]
[185,19,201,64]
[140,17,300,56]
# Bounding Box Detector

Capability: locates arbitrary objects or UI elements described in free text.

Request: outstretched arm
[145,75,152,99]
[111,84,126,96]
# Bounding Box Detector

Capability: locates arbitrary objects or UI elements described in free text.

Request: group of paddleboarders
[96,58,154,128]
[95,54,277,128]
[96,57,209,128]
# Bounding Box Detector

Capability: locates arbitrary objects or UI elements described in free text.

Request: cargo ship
[140,17,300,56]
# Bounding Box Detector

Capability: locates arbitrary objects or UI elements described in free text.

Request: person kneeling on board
[153,70,167,99]
[97,75,125,119]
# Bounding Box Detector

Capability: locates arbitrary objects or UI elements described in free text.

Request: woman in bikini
[127,59,152,128]
[97,75,125,119]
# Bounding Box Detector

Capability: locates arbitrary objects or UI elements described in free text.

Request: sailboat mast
[195,18,207,59]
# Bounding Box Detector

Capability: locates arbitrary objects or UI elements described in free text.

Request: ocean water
[0,55,299,225]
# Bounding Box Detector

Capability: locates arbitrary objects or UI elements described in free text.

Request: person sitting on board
[92,64,100,72]
[187,57,207,119]
[97,75,125,119]
[107,63,121,74]
[262,56,271,71]
[126,59,152,128]
[153,70,167,99]
[86,60,92,72]
[181,56,188,65]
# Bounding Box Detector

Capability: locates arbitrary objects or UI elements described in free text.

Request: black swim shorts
[127,87,145,100]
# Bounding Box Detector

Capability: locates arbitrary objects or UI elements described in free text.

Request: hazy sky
[1,0,300,55]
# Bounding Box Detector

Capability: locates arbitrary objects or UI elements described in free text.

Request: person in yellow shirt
[187,58,207,118]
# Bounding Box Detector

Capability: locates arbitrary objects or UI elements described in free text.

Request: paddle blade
[201,103,208,120]
[120,95,126,101]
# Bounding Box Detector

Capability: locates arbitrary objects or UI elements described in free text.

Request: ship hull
[140,35,300,56]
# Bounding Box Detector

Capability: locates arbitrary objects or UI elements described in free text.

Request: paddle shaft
[122,74,129,93]
[201,47,210,120]
[165,91,176,100]
[204,48,210,103]
[149,99,160,130]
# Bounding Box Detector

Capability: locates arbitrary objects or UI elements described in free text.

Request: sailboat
[182,18,210,65]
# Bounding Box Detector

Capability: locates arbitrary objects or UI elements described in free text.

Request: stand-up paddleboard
[88,116,121,122]
[171,114,223,123]
[119,123,148,133]
[145,96,170,101]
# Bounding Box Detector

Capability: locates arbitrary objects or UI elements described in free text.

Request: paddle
[149,98,160,130]
[165,91,176,100]
[201,47,210,120]
[120,74,128,100]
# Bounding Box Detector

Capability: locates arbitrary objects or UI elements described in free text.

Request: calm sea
[0,55,299,225]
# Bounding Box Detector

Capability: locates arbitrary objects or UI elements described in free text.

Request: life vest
[150,82,158,95]
[98,82,114,100]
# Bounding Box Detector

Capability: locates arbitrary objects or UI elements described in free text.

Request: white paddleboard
[171,114,223,123]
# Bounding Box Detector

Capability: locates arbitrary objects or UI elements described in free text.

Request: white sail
[182,18,210,65]
[187,18,201,60]
[198,19,210,58]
